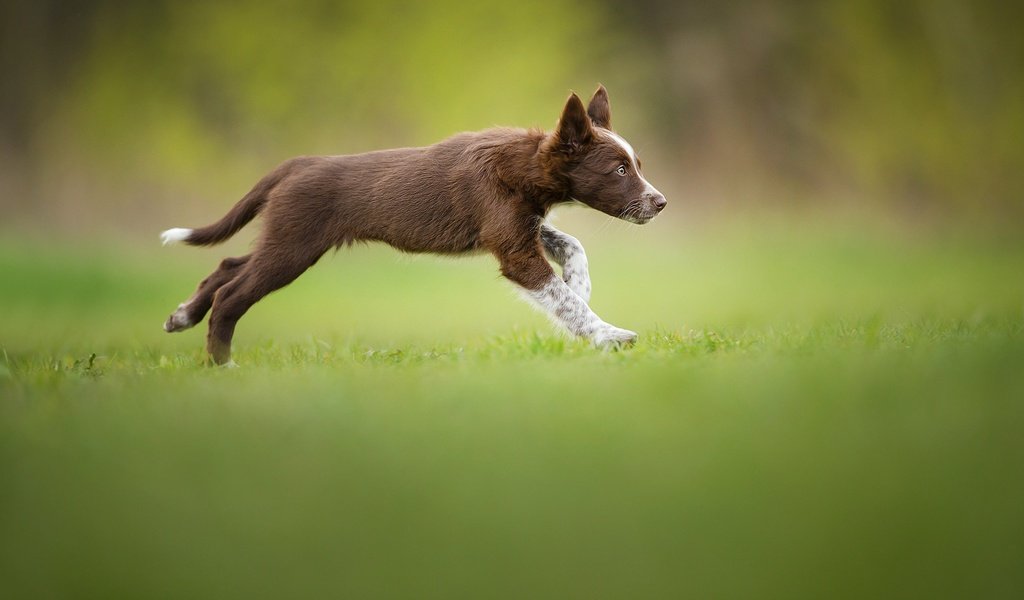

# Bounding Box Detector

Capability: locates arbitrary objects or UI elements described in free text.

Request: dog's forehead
[596,128,637,164]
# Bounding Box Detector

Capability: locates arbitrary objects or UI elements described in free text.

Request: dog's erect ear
[555,92,594,154]
[587,84,612,129]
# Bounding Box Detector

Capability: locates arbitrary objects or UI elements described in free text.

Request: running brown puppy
[161,86,666,365]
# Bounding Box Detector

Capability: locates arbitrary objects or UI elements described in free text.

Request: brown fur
[163,86,665,364]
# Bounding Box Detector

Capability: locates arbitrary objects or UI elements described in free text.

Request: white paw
[163,305,194,333]
[591,325,638,349]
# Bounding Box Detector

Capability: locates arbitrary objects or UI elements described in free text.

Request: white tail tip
[160,228,193,246]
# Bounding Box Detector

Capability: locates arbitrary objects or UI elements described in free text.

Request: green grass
[2,216,1024,598]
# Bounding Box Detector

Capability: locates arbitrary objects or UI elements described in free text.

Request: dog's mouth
[619,196,666,225]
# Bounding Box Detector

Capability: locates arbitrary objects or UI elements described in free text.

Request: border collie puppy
[161,86,666,365]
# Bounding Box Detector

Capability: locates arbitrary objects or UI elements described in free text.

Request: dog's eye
[616,164,627,176]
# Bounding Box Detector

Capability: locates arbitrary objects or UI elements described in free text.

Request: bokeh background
[3,2,1024,598]
[3,0,1022,233]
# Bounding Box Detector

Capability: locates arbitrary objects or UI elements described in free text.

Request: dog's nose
[650,194,667,211]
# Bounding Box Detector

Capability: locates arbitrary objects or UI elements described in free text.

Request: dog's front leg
[500,250,636,349]
[540,223,591,302]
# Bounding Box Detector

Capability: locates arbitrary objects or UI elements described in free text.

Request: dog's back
[259,128,546,254]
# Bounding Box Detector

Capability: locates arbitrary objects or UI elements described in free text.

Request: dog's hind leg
[164,255,252,333]
[205,246,324,365]
[540,223,591,302]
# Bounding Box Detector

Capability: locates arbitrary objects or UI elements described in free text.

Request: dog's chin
[620,212,660,225]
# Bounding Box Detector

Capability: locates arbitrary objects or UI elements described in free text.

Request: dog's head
[545,86,666,224]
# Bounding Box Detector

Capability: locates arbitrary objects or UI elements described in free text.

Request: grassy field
[2,214,1024,598]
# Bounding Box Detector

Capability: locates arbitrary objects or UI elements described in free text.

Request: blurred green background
[3,0,1023,229]
[2,1,1024,598]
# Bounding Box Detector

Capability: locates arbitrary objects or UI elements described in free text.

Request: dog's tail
[160,160,297,247]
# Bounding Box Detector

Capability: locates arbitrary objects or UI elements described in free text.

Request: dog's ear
[555,92,594,155]
[587,84,612,129]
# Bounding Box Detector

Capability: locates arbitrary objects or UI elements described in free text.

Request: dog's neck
[483,128,575,216]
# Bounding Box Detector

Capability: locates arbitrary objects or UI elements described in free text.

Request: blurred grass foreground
[3,222,1024,598]
[2,1,1024,598]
